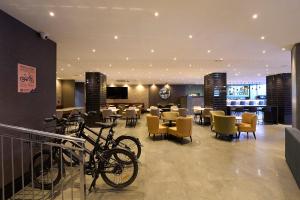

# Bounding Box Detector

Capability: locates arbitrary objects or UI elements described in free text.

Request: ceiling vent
[116,80,131,83]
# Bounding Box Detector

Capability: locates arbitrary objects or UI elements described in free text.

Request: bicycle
[62,113,142,165]
[32,115,139,190]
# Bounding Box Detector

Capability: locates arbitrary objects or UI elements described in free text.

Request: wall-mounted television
[227,85,250,99]
[107,87,128,99]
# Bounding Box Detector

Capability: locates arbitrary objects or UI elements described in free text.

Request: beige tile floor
[12,114,300,200]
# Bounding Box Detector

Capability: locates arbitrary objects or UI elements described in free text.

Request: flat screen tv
[107,87,128,99]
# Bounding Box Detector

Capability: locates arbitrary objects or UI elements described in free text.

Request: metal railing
[0,123,86,200]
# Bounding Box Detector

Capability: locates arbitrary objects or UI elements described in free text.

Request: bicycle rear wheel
[113,135,141,159]
[100,148,138,189]
[32,150,61,190]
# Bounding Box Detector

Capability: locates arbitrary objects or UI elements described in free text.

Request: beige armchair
[168,117,193,143]
[238,112,257,139]
[146,116,167,138]
[202,108,212,125]
[178,108,188,117]
[162,111,179,126]
[150,108,160,117]
[162,111,179,119]
[214,115,238,138]
[210,110,225,131]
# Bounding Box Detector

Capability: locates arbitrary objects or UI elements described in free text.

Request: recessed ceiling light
[118,71,121,74]
[189,64,192,67]
[109,64,112,67]
[114,35,118,40]
[60,68,64,71]
[219,58,224,61]
[166,68,169,71]
[281,48,286,51]
[126,57,129,61]
[260,36,265,40]
[77,57,80,61]
[67,64,71,67]
[207,50,211,53]
[49,11,55,17]
[149,64,152,67]
[92,49,96,53]
[188,34,193,39]
[252,14,258,19]
[265,64,269,67]
[262,50,266,54]
[150,49,155,53]
[154,12,159,17]
[173,57,177,61]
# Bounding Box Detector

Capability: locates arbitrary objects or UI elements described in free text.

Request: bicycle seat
[95,122,113,129]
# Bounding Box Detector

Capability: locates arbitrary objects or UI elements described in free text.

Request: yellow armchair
[238,112,257,139]
[210,110,225,131]
[168,117,193,143]
[214,115,238,138]
[146,116,167,138]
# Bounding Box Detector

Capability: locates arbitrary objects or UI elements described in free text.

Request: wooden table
[56,107,84,116]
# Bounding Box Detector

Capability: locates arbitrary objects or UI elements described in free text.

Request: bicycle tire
[113,135,141,159]
[100,148,138,189]
[62,140,80,166]
[32,150,61,190]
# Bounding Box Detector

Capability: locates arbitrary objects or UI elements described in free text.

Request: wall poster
[18,63,36,93]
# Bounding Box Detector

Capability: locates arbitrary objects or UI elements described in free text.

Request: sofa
[285,127,300,188]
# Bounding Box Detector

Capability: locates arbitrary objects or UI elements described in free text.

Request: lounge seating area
[147,109,193,143]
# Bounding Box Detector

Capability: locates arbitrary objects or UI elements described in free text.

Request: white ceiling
[0,0,299,84]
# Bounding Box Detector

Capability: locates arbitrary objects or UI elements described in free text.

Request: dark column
[292,43,300,129]
[204,73,227,112]
[266,73,291,124]
[85,72,106,112]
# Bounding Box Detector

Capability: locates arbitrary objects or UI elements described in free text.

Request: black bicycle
[62,113,142,165]
[32,115,139,190]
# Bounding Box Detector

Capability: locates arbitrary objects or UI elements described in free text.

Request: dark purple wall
[0,10,56,129]
[0,10,56,196]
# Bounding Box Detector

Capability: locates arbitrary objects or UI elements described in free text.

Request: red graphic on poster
[18,64,36,93]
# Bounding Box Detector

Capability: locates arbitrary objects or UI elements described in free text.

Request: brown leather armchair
[168,117,193,143]
[238,112,257,139]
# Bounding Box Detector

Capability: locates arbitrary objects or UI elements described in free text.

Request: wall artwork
[159,86,171,99]
[17,63,36,93]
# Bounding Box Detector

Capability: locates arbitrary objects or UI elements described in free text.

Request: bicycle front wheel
[100,148,138,189]
[114,135,141,159]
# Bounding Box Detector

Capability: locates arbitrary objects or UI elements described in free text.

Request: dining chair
[102,109,113,122]
[125,109,137,127]
[178,108,188,117]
